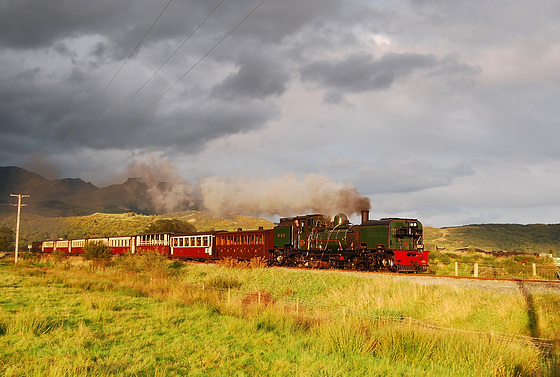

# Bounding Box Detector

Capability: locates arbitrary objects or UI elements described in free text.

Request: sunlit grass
[0,257,559,376]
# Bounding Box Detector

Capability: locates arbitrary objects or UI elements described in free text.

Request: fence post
[474,263,479,277]
[533,263,537,277]
[455,262,459,276]
[228,287,231,305]
[296,298,299,316]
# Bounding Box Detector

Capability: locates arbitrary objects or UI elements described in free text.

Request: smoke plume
[124,159,196,213]
[199,173,371,217]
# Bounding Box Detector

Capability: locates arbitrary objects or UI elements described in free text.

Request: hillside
[0,166,198,217]
[1,209,559,257]
[424,224,560,256]
[0,211,275,248]
[2,166,560,256]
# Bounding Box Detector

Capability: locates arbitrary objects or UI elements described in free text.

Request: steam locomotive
[270,211,428,272]
[39,210,429,272]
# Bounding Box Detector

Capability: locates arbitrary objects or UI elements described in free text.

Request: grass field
[1,255,559,376]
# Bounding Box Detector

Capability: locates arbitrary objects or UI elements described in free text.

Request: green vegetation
[1,209,560,257]
[0,256,558,376]
[428,249,559,279]
[0,211,274,247]
[0,226,13,251]
[83,240,113,269]
[425,224,560,256]
[144,218,196,234]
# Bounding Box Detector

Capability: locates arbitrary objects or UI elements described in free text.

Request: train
[37,210,429,272]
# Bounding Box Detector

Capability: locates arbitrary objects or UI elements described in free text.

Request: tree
[144,219,196,234]
[0,226,14,251]
[83,240,113,269]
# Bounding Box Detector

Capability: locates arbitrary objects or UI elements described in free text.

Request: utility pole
[11,194,29,266]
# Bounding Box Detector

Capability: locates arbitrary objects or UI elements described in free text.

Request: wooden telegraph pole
[11,194,29,266]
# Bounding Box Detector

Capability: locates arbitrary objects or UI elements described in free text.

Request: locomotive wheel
[381,257,394,268]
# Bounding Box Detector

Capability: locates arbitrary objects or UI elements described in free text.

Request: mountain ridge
[0,166,197,217]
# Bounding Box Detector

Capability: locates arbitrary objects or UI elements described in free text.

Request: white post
[532,263,537,277]
[474,263,479,277]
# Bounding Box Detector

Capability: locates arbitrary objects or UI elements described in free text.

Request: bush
[83,241,113,269]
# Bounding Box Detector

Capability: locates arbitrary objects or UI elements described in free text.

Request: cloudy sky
[2,0,560,227]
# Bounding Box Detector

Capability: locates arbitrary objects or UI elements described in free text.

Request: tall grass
[1,257,559,376]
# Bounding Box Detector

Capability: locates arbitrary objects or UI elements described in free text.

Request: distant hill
[2,166,560,257]
[0,166,199,217]
[425,224,560,256]
[0,211,275,247]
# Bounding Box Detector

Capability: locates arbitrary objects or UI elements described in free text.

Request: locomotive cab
[273,214,330,250]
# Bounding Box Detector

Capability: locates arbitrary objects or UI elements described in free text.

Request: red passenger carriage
[54,240,70,253]
[135,233,170,255]
[108,236,135,255]
[70,239,86,254]
[42,241,55,253]
[215,228,273,260]
[170,232,221,259]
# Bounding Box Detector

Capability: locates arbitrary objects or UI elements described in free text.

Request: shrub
[83,241,113,269]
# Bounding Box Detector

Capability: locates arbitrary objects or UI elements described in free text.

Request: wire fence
[190,282,558,354]
[429,262,560,280]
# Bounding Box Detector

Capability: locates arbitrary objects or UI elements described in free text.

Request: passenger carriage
[135,233,171,255]
[215,227,273,260]
[108,236,135,255]
[170,232,221,259]
[70,239,86,254]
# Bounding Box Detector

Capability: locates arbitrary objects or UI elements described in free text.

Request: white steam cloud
[121,159,371,217]
[199,173,371,217]
[124,159,196,213]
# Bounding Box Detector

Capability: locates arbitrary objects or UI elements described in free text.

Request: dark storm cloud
[131,98,279,152]
[0,0,293,157]
[211,53,289,99]
[300,52,470,102]
[0,0,384,161]
[0,0,137,49]
[2,0,560,227]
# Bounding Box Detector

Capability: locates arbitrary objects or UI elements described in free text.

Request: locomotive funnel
[361,210,369,224]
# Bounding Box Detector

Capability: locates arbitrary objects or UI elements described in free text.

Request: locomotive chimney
[361,210,369,224]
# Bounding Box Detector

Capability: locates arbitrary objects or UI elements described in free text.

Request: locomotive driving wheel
[381,254,394,269]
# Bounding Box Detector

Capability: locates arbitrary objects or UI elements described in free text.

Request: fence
[196,282,557,354]
[430,262,560,280]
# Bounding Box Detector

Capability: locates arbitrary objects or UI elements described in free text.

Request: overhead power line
[61,0,175,148]
[31,0,175,188]
[104,0,227,126]
[93,0,268,155]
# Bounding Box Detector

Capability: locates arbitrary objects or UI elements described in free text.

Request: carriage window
[203,237,209,247]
